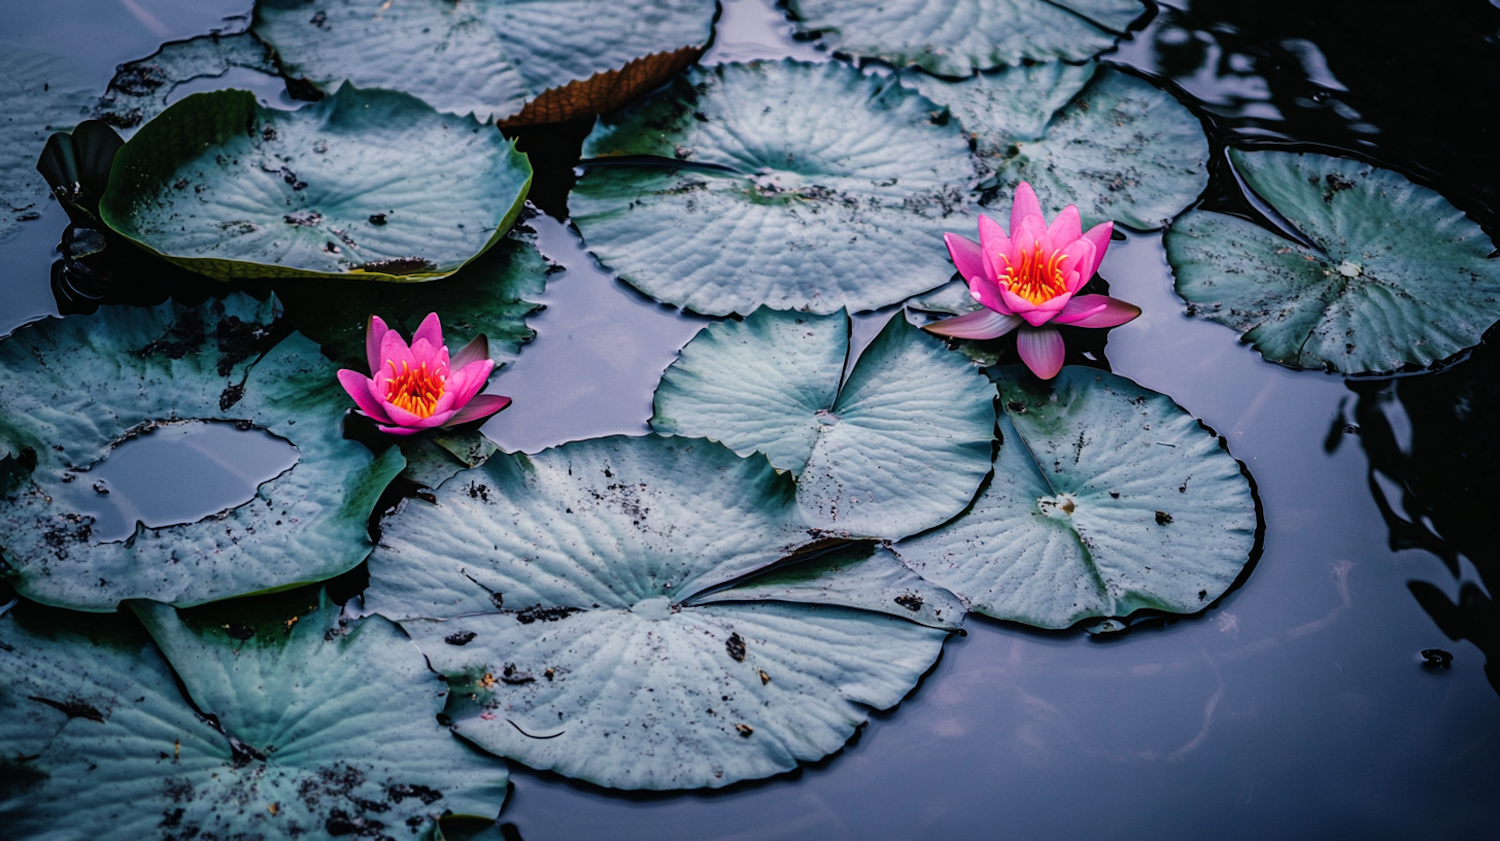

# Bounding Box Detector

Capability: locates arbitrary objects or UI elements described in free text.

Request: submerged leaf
[1,48,96,241]
[1168,150,1500,373]
[785,0,1149,76]
[651,309,995,539]
[570,60,977,316]
[90,31,281,139]
[894,367,1259,629]
[99,86,532,281]
[0,294,404,611]
[253,0,716,126]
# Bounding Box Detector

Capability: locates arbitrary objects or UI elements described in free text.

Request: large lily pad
[98,85,533,282]
[785,0,1149,76]
[2,48,96,240]
[1167,150,1500,373]
[253,0,716,126]
[570,60,977,316]
[903,62,1210,230]
[651,309,995,538]
[0,591,506,839]
[365,434,953,789]
[0,294,405,612]
[91,32,282,140]
[894,367,1259,629]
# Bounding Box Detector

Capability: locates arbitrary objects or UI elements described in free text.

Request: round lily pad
[1167,149,1500,373]
[98,85,533,282]
[364,434,953,789]
[785,0,1149,76]
[253,0,716,126]
[570,59,978,316]
[2,47,97,240]
[894,367,1259,629]
[0,590,506,839]
[0,294,405,612]
[651,309,996,539]
[904,62,1210,230]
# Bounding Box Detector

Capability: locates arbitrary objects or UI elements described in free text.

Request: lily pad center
[56,421,299,542]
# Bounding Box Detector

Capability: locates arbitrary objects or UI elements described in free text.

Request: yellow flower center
[385,360,446,418]
[1000,242,1069,305]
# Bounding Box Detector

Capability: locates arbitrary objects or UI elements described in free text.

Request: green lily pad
[98,85,533,281]
[570,59,977,316]
[1167,150,1500,373]
[91,32,281,139]
[0,591,506,839]
[904,63,1210,230]
[365,434,952,789]
[2,48,97,240]
[785,0,1149,76]
[894,367,1259,629]
[253,0,716,126]
[0,294,405,612]
[651,309,995,539]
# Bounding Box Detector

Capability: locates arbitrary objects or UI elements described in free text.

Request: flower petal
[1016,326,1066,380]
[337,369,394,424]
[922,308,1023,340]
[1010,181,1045,233]
[451,334,490,371]
[365,315,391,375]
[977,214,1010,279]
[412,312,444,351]
[379,328,416,375]
[442,394,512,427]
[1060,238,1097,294]
[1047,204,1082,246]
[374,424,424,437]
[1052,294,1142,328]
[1079,221,1113,280]
[449,359,496,407]
[383,399,460,430]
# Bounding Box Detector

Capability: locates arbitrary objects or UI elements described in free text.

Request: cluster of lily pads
[4,0,1499,837]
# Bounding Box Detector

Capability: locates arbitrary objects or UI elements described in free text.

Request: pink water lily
[337,312,510,436]
[923,182,1141,379]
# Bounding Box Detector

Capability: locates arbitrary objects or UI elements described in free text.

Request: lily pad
[651,309,995,539]
[365,434,952,789]
[98,85,533,281]
[0,294,405,612]
[253,0,716,126]
[1167,150,1500,373]
[1,48,97,240]
[904,62,1210,230]
[0,591,506,839]
[894,367,1259,629]
[785,0,1149,76]
[570,59,977,316]
[91,31,282,139]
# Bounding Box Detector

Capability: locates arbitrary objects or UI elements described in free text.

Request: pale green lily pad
[0,591,505,839]
[904,63,1210,230]
[651,309,995,539]
[0,294,405,612]
[894,367,1259,629]
[570,60,977,316]
[364,433,953,788]
[1168,150,1500,373]
[98,85,532,281]
[253,0,716,125]
[398,432,502,490]
[786,0,1148,76]
[405,601,947,790]
[1,48,97,240]
[91,32,281,139]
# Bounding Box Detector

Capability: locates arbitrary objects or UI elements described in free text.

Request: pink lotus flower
[923,182,1141,379]
[337,313,511,436]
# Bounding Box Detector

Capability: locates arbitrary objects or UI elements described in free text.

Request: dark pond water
[3,1,1498,838]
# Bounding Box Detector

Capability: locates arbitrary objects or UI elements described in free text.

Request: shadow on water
[1337,333,1500,694]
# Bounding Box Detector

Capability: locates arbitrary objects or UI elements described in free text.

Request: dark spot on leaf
[735,723,753,737]
[219,384,244,410]
[27,695,104,723]
[514,604,579,624]
[1198,589,1208,600]
[388,783,443,805]
[445,631,477,646]
[1420,648,1453,669]
[159,808,184,828]
[325,809,384,836]
[1155,511,1173,525]
[355,257,435,276]
[1006,401,1027,414]
[489,592,504,610]
[726,633,746,662]
[284,210,322,226]
[368,213,386,226]
[894,593,923,611]
[225,624,254,641]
